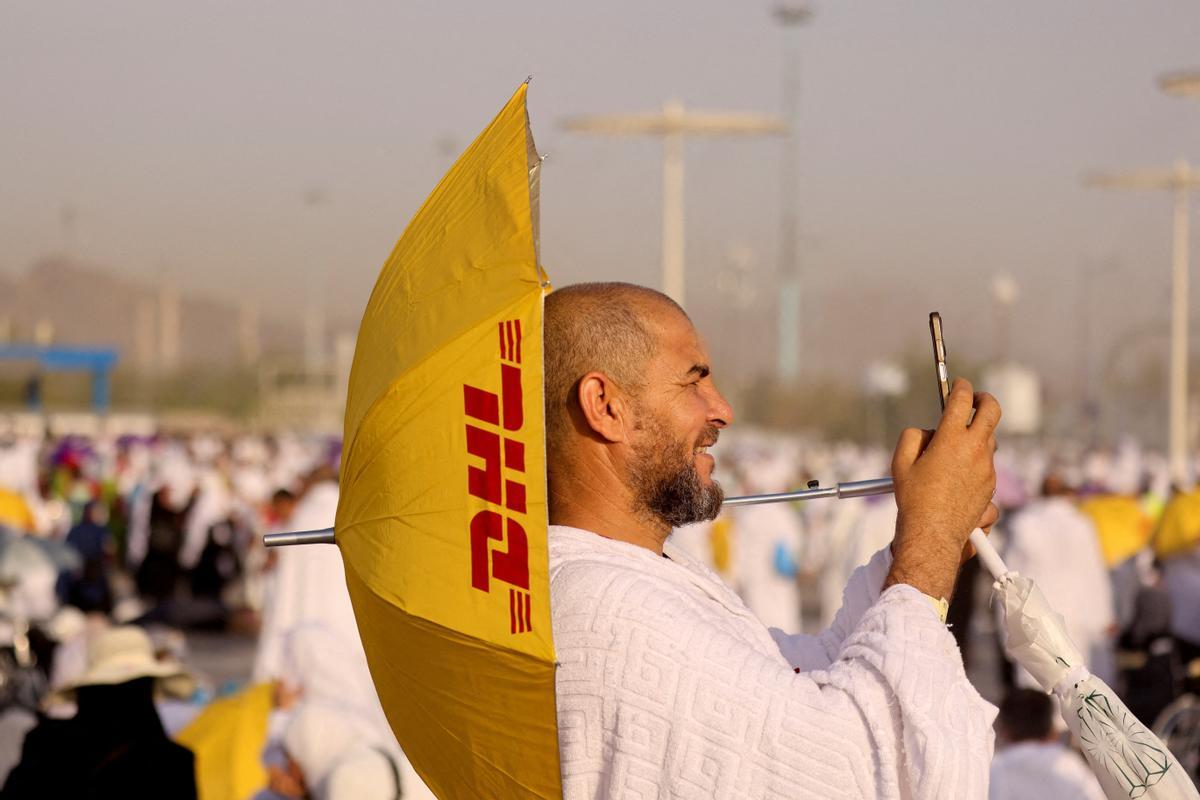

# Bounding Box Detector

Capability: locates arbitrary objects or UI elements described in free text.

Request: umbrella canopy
[1153,488,1200,559]
[1079,495,1153,567]
[998,573,1199,799]
[334,83,559,798]
[0,488,35,533]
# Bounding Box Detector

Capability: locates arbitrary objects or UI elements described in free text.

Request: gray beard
[628,420,724,529]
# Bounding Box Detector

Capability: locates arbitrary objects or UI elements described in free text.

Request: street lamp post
[302,186,329,376]
[563,103,784,308]
[1085,162,1200,487]
[773,3,812,383]
[1076,256,1119,444]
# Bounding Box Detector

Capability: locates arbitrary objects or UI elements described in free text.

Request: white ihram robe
[550,525,996,799]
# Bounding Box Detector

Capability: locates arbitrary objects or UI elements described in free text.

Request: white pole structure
[1086,162,1200,487]
[662,105,686,304]
[303,186,329,376]
[774,3,812,383]
[563,102,785,308]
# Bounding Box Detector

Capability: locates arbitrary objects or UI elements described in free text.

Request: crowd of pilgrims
[0,428,1196,797]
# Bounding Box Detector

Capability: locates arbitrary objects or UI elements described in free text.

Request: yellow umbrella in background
[334,82,559,798]
[1079,494,1153,567]
[1153,487,1200,559]
[0,488,35,532]
[176,682,273,800]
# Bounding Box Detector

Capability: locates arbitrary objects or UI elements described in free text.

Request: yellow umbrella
[1079,494,1152,567]
[0,488,35,532]
[334,82,559,798]
[1153,487,1200,559]
[175,682,273,800]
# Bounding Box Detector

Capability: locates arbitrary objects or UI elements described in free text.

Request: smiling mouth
[692,432,719,456]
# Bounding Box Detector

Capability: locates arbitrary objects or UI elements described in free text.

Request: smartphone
[929,312,950,411]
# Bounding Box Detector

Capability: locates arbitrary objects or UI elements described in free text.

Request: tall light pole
[303,186,329,376]
[1076,256,1119,444]
[1086,162,1200,487]
[773,3,811,383]
[990,273,1019,364]
[563,102,784,308]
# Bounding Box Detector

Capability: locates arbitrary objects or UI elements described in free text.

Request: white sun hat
[56,625,193,697]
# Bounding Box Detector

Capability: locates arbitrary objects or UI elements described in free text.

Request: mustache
[695,427,720,449]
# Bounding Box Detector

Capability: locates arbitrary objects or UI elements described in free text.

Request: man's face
[626,307,733,528]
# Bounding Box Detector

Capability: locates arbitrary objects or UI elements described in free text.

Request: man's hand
[884,378,1000,601]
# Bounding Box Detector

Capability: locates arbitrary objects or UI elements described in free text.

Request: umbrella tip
[525,74,534,85]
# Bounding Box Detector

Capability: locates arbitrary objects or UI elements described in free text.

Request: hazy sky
[3,1,1199,392]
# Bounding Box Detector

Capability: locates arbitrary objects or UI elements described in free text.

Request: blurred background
[1,0,1198,442]
[2,2,1199,797]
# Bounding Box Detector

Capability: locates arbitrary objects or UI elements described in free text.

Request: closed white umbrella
[997,564,1198,798]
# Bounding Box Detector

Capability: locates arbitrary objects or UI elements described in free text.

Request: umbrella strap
[1052,665,1092,698]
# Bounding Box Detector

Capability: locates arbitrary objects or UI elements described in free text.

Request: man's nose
[707,385,734,428]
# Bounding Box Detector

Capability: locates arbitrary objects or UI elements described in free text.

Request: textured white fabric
[550,525,997,799]
[988,742,1105,800]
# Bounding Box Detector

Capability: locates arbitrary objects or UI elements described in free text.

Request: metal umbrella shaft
[723,476,894,506]
[260,476,1005,583]
[263,477,897,548]
[725,476,1007,579]
[264,528,336,547]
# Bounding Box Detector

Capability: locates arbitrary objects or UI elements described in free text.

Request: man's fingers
[977,501,1000,533]
[939,378,975,429]
[969,391,1002,434]
[892,427,934,476]
[959,504,1000,563]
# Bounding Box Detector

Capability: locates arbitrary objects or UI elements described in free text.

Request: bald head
[543,282,684,463]
[542,282,730,545]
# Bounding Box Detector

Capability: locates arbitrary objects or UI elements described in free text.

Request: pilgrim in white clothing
[729,451,805,632]
[1002,496,1116,687]
[551,524,997,799]
[541,283,1001,800]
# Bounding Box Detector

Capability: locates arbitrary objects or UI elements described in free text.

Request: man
[1078,453,1153,633]
[545,283,1000,799]
[988,689,1104,800]
[1002,472,1116,687]
[60,500,114,614]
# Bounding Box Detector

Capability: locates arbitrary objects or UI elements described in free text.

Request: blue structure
[0,345,119,412]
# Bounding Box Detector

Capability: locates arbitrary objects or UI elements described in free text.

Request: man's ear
[576,371,630,443]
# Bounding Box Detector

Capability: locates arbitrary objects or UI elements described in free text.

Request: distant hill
[0,256,309,370]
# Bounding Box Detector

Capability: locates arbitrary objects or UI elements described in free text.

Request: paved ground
[183,630,258,691]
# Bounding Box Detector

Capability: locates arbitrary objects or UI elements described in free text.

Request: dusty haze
[2,1,1198,427]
